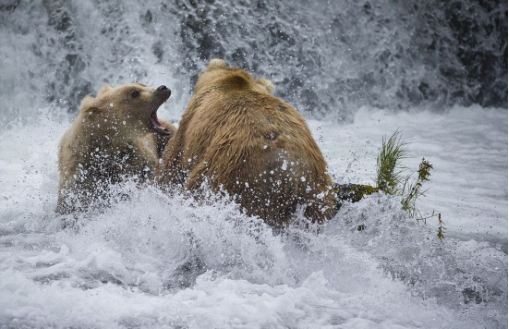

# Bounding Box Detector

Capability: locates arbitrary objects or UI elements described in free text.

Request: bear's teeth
[151,111,171,135]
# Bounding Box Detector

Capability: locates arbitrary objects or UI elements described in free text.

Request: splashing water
[0,108,506,328]
[0,0,506,327]
[0,0,506,122]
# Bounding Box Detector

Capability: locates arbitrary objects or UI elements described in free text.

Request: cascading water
[0,0,506,121]
[0,1,507,328]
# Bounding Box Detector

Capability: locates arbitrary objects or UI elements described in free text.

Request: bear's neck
[76,117,151,155]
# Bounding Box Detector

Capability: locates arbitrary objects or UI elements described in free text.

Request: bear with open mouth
[57,83,176,214]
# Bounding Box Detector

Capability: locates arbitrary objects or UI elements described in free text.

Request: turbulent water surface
[0,107,506,328]
[0,0,507,328]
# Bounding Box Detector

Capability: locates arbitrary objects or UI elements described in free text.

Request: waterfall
[0,0,506,123]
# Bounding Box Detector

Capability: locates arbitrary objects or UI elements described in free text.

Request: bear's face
[80,83,172,137]
[194,59,274,95]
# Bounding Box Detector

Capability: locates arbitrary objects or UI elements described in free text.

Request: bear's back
[157,61,336,225]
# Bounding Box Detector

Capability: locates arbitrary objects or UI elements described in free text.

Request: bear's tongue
[151,111,171,135]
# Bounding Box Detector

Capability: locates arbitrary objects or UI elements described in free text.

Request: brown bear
[57,83,176,214]
[156,59,336,227]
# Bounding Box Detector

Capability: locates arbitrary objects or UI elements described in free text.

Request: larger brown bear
[57,83,176,214]
[157,60,336,226]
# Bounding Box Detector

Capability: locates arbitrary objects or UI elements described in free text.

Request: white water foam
[0,107,506,328]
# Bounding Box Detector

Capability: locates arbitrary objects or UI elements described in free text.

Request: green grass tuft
[374,131,444,239]
[375,130,408,195]
[335,129,443,238]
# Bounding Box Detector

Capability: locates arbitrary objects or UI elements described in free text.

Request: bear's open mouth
[151,111,171,135]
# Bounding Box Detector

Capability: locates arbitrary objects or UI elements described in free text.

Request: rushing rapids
[0,1,506,328]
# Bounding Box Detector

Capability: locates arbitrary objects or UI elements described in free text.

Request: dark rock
[144,10,152,23]
[0,0,20,13]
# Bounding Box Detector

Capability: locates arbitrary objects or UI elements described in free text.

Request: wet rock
[0,0,20,13]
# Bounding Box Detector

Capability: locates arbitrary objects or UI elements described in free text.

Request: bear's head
[194,59,275,95]
[80,83,172,136]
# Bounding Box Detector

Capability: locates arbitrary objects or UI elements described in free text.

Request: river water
[0,0,507,328]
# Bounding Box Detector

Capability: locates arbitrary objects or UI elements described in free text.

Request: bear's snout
[157,85,170,93]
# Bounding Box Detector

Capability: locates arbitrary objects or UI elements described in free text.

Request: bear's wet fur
[157,60,336,227]
[57,83,176,214]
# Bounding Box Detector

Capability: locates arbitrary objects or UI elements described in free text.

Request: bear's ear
[80,95,102,120]
[98,84,112,96]
[257,78,275,94]
[79,95,96,111]
[207,59,228,71]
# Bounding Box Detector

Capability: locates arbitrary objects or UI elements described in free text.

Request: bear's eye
[130,90,140,99]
